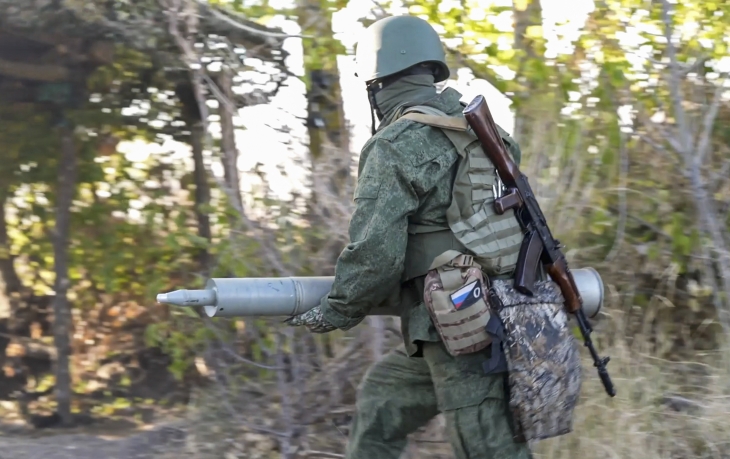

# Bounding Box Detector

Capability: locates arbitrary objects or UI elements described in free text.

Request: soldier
[287,14,533,459]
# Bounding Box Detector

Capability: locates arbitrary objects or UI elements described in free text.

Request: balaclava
[365,65,438,134]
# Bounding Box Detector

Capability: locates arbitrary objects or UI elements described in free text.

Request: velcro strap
[438,266,464,291]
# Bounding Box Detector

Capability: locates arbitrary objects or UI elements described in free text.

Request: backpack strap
[400,105,477,154]
[400,105,469,131]
[400,112,469,132]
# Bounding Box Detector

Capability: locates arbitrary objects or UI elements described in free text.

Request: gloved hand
[284,305,337,334]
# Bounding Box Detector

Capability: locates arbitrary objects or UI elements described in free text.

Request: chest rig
[398,104,525,282]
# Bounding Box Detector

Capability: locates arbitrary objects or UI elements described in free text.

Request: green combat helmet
[355,15,450,83]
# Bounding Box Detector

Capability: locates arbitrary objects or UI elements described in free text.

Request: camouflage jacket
[319,86,517,356]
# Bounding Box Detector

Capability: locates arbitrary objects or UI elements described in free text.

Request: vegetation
[0,0,728,457]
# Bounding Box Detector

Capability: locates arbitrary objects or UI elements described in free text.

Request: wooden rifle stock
[463,95,583,314]
[462,94,616,397]
[546,258,583,314]
[462,94,549,297]
[461,96,520,185]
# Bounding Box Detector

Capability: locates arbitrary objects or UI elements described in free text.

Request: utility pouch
[423,250,494,357]
[487,279,582,443]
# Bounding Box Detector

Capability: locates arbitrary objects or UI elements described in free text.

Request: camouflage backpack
[400,106,583,443]
[487,278,582,442]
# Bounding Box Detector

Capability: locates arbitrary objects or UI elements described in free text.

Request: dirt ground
[0,419,187,459]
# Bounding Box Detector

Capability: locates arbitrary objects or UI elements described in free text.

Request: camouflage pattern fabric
[345,341,533,459]
[316,74,468,355]
[488,279,582,442]
[316,75,522,357]
[310,73,535,458]
[284,305,337,334]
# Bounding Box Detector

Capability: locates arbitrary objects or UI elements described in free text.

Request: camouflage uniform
[311,83,531,459]
[287,15,533,459]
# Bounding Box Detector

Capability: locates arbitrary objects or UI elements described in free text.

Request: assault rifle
[463,95,616,398]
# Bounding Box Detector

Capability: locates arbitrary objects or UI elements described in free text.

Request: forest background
[0,0,729,457]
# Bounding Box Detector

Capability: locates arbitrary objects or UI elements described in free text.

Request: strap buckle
[451,254,474,268]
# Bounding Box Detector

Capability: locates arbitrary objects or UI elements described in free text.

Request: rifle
[462,95,616,398]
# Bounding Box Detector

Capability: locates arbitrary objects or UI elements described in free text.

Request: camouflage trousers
[344,341,533,459]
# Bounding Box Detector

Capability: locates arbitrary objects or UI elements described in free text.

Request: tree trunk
[191,120,212,276]
[175,80,211,276]
[511,0,551,146]
[660,0,730,329]
[296,0,348,158]
[511,0,567,202]
[296,0,353,274]
[688,166,730,330]
[52,123,76,426]
[217,68,243,214]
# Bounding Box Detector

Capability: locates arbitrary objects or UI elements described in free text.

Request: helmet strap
[366,83,384,135]
[364,63,437,135]
[369,105,377,136]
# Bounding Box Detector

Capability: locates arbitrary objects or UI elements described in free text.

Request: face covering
[366,73,438,134]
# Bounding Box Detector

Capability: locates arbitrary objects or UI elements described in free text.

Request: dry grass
[149,308,730,459]
[7,330,726,459]
[535,339,730,459]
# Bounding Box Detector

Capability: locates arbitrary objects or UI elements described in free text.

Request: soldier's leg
[442,384,533,459]
[423,341,533,459]
[345,345,439,459]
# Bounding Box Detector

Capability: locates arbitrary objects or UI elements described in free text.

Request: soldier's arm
[318,138,419,330]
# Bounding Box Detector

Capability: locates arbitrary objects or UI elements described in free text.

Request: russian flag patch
[449,279,484,310]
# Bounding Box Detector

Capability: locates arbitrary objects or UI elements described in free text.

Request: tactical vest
[398,105,525,281]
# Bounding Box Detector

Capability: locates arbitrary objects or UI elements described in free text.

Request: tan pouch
[423,250,493,356]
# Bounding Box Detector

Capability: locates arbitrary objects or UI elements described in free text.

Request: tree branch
[710,152,730,191]
[0,57,69,82]
[604,127,628,262]
[630,98,686,169]
[695,79,726,166]
[162,0,293,277]
[203,2,311,40]
[659,0,730,332]
[660,0,692,154]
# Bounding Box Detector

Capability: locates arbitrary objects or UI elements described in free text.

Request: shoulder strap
[400,105,476,154]
[399,105,469,132]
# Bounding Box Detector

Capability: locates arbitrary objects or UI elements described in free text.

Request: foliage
[0,0,729,456]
